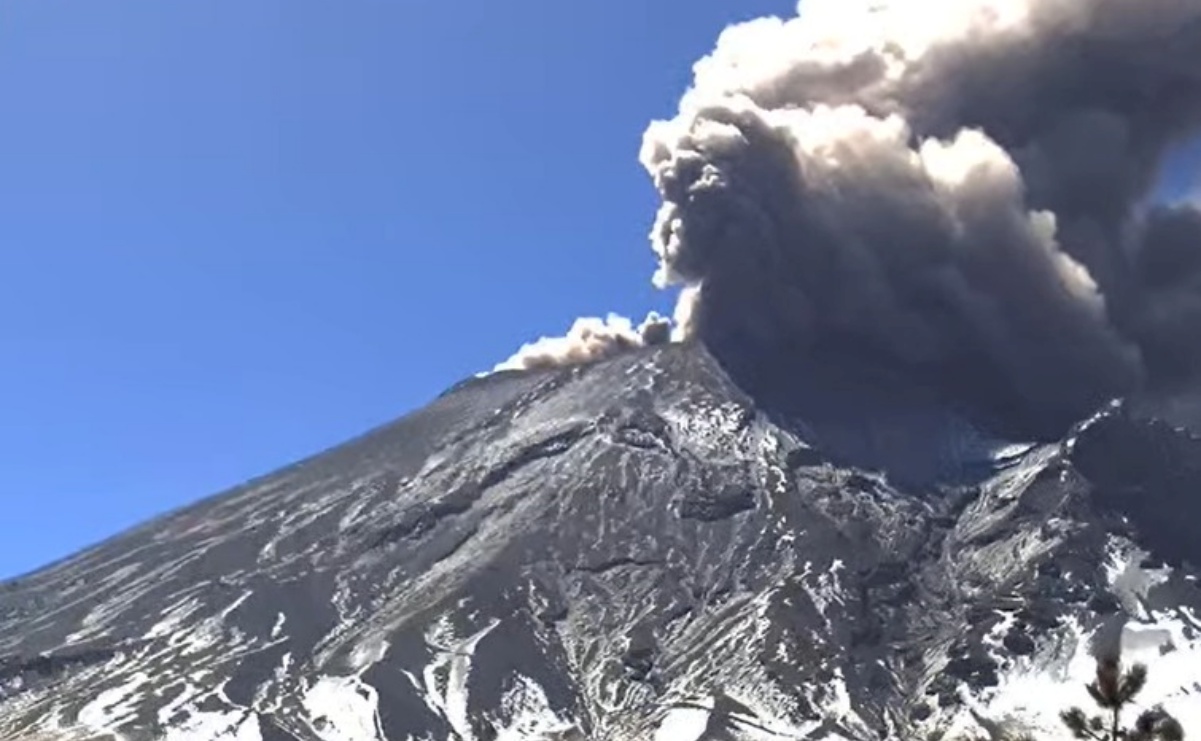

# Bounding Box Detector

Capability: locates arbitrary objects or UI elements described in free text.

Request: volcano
[2,341,1199,740]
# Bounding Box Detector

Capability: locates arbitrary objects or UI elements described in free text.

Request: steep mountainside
[2,342,1199,740]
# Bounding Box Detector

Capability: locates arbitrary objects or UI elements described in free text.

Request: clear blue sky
[1,1,1198,580]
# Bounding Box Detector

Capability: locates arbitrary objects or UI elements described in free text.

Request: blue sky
[1,1,1199,580]
[0,0,802,579]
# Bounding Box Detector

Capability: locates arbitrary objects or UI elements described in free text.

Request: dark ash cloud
[639,0,1201,436]
[500,0,1201,438]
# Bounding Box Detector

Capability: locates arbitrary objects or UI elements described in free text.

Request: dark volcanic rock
[1,342,1199,740]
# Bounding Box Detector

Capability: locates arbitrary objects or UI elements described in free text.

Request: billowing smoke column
[507,0,1201,437]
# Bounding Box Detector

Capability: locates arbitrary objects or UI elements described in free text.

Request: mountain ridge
[2,341,1199,740]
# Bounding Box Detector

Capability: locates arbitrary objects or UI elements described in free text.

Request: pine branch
[1059,652,1186,741]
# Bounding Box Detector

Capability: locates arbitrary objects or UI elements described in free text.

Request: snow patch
[75,672,150,737]
[960,606,1201,738]
[164,590,254,657]
[800,559,846,620]
[489,674,579,740]
[270,612,287,640]
[655,697,713,741]
[301,675,386,741]
[1105,539,1173,620]
[347,636,390,674]
[418,617,501,741]
[1117,608,1201,732]
[144,596,207,641]
[161,704,263,741]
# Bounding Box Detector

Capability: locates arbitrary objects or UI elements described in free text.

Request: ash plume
[505,0,1201,437]
[497,313,671,371]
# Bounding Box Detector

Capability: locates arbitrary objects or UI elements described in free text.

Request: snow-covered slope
[2,342,1198,740]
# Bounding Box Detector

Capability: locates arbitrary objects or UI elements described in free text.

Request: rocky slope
[1,341,1199,741]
